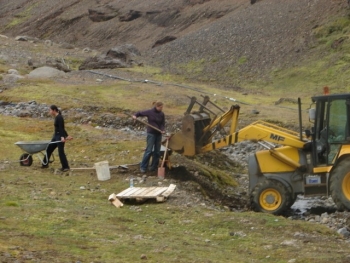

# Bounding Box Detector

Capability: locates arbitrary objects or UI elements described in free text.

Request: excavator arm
[200,120,306,152]
[167,96,309,169]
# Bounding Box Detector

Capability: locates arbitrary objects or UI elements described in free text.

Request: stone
[27,66,65,79]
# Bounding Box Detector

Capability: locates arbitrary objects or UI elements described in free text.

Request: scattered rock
[8,69,19,75]
[337,227,350,238]
[28,57,70,72]
[58,42,74,49]
[44,40,53,46]
[119,10,142,22]
[152,36,177,48]
[15,36,28,41]
[27,66,66,79]
[78,44,142,70]
[2,74,24,84]
[88,7,118,22]
[280,239,298,247]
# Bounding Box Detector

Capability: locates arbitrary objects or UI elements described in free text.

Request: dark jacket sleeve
[134,109,152,118]
[56,115,68,138]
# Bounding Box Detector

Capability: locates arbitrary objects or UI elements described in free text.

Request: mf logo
[270,133,285,142]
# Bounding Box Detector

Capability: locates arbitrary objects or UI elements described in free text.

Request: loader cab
[310,94,350,166]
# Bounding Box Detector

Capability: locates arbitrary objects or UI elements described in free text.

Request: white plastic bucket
[95,161,111,181]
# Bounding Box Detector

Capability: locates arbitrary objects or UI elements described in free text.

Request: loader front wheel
[251,179,291,215]
[330,157,350,211]
[19,153,33,166]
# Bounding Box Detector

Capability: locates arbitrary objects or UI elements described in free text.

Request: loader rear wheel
[330,157,350,211]
[251,179,291,215]
[287,194,298,208]
[19,153,33,166]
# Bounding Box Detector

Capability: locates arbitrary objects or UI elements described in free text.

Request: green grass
[3,12,350,261]
[4,2,38,29]
[0,173,347,263]
[0,82,349,262]
[238,56,248,65]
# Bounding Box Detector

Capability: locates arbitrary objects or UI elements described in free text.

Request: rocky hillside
[0,0,348,84]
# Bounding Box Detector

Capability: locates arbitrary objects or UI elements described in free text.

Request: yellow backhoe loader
[167,94,350,214]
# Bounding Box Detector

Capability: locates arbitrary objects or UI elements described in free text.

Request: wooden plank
[117,187,141,197]
[115,185,177,200]
[118,187,156,198]
[156,196,165,202]
[116,187,136,196]
[70,167,95,170]
[128,187,154,196]
[111,198,124,208]
[161,184,177,197]
[108,193,124,208]
[129,187,158,197]
[143,187,168,197]
[109,165,128,169]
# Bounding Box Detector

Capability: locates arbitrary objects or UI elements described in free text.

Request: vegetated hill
[0,0,349,85]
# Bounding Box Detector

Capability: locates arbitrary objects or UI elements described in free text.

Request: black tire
[330,156,350,211]
[287,194,298,208]
[284,182,297,208]
[251,179,291,215]
[19,153,33,166]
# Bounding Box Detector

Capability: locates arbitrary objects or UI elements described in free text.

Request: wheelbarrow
[14,140,61,166]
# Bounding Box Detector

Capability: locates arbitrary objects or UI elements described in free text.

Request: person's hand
[132,115,137,120]
[66,135,73,140]
[61,137,66,142]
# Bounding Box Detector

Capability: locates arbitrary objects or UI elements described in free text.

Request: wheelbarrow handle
[50,141,66,144]
[50,141,63,144]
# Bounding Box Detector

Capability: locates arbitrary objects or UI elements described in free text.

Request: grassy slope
[263,15,350,95]
[2,12,350,263]
[0,165,348,263]
[0,81,349,262]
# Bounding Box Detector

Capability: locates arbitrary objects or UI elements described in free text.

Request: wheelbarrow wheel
[19,153,33,166]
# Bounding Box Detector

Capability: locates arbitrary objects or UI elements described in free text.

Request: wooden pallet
[116,184,176,203]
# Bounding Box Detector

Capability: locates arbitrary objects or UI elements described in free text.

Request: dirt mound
[120,151,249,210]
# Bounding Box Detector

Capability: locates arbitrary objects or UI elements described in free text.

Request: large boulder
[27,66,66,79]
[79,55,127,70]
[79,44,141,70]
[28,57,71,72]
[106,44,141,63]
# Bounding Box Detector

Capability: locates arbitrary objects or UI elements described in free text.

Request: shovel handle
[161,138,169,168]
[125,112,163,133]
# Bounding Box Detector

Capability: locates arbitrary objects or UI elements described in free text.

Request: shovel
[124,112,163,133]
[158,137,169,179]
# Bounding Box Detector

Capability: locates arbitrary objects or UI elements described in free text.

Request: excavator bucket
[168,108,212,156]
[168,115,196,156]
[166,96,242,156]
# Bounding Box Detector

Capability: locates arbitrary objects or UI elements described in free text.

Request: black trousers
[43,134,69,169]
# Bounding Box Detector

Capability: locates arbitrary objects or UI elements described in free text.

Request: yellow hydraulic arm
[167,99,308,170]
[200,120,307,153]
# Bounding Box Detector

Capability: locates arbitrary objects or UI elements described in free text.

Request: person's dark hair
[50,105,62,115]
